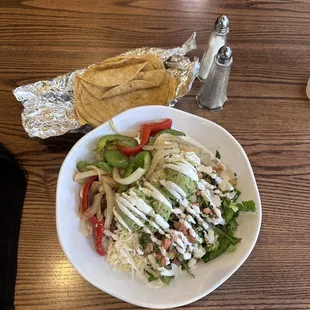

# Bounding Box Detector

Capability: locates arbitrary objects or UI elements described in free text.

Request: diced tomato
[187,234,196,244]
[156,252,163,261]
[174,222,188,236]
[162,237,172,250]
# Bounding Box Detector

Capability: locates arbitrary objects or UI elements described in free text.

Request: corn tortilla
[73,54,176,126]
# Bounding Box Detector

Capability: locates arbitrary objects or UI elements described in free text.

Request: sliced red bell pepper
[147,118,172,135]
[82,176,106,256]
[118,119,172,157]
[118,124,151,156]
[82,176,97,213]
[91,218,106,256]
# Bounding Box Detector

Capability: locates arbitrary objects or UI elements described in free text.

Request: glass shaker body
[198,33,227,82]
[196,46,233,111]
[198,15,230,82]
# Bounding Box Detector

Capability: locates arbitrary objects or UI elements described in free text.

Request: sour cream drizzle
[116,199,145,227]
[159,179,219,247]
[113,209,131,232]
[163,162,199,182]
[127,189,153,214]
[113,147,235,273]
[143,181,172,209]
[159,179,186,200]
[116,191,170,231]
[184,152,201,167]
[118,194,165,234]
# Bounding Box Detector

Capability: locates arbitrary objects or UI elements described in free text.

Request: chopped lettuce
[237,200,256,212]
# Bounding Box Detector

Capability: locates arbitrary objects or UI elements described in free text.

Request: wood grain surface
[1,0,310,309]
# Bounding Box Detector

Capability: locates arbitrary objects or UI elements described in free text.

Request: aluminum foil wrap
[13,33,199,139]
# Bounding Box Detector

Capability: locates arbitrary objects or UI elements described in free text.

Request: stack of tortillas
[73,54,177,126]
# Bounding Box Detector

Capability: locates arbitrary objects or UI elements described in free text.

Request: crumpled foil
[13,32,199,139]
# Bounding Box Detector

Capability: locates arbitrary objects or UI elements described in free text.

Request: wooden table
[1,0,310,309]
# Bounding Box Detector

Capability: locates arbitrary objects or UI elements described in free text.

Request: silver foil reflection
[13,33,199,139]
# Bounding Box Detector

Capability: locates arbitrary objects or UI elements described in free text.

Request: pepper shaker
[196,45,233,111]
[198,15,230,82]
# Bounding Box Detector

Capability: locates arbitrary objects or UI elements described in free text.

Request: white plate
[56,105,261,309]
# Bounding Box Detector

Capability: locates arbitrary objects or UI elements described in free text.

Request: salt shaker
[198,15,230,82]
[196,45,233,111]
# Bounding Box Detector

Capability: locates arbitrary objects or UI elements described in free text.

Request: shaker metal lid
[214,15,230,35]
[216,45,233,65]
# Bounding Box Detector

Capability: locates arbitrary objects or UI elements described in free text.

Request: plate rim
[56,105,262,309]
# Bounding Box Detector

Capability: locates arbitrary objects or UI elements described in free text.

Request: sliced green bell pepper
[95,135,138,153]
[104,149,129,169]
[117,151,151,192]
[123,151,151,175]
[76,160,111,173]
[132,151,151,171]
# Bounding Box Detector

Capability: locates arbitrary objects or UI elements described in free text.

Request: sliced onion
[97,206,103,221]
[112,167,146,185]
[178,144,204,153]
[154,133,207,154]
[146,148,180,180]
[155,133,220,166]
[102,235,110,252]
[80,181,101,199]
[102,182,115,229]
[144,266,160,278]
[89,181,101,197]
[101,175,118,187]
[180,135,216,161]
[79,182,86,199]
[142,143,178,151]
[229,178,237,186]
[152,132,221,169]
[153,134,200,153]
[81,219,92,236]
[110,119,139,138]
[74,169,105,182]
[79,207,97,221]
[79,192,103,220]
[87,165,103,182]
[154,133,179,145]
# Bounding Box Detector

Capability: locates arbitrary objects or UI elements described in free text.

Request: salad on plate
[74,118,256,287]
